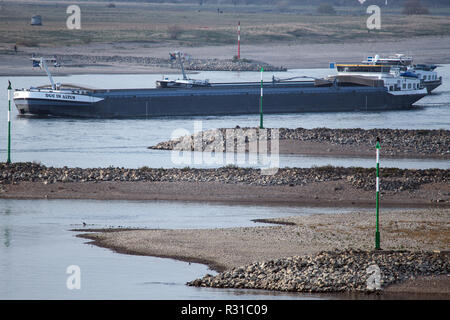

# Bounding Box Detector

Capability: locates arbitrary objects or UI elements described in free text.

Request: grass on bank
[1,1,450,49]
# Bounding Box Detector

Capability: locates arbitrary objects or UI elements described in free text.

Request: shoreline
[2,36,450,76]
[75,208,450,296]
[1,180,449,208]
[75,207,450,273]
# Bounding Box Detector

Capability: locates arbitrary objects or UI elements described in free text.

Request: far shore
[2,36,450,76]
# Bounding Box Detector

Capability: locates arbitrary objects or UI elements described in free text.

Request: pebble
[150,127,450,158]
[51,54,286,72]
[0,162,448,194]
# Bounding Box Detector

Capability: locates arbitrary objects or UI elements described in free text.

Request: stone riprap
[0,162,448,194]
[187,249,449,293]
[150,127,450,158]
[53,54,286,72]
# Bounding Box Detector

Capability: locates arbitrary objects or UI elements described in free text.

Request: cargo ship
[13,56,428,118]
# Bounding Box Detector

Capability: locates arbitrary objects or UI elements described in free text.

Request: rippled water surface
[0,66,449,169]
[1,199,378,300]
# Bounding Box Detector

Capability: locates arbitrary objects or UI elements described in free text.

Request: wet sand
[77,208,449,272]
[2,180,449,208]
[277,140,449,159]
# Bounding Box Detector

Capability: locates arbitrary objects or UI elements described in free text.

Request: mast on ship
[157,51,209,88]
[31,56,60,90]
[175,51,188,81]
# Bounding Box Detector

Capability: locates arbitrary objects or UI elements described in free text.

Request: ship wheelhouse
[336,64,391,74]
[334,63,424,94]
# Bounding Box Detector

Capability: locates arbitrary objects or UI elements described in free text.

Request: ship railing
[272,75,319,82]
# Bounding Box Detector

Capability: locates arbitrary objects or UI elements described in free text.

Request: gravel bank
[150,127,450,159]
[78,208,449,294]
[51,54,286,72]
[1,162,448,195]
[187,250,449,293]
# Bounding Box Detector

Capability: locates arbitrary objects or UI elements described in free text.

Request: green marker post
[375,137,381,250]
[7,80,12,164]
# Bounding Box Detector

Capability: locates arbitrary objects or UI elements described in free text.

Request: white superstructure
[14,88,103,104]
[334,63,427,96]
[14,57,104,113]
[361,54,441,93]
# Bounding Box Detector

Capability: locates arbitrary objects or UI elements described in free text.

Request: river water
[0,66,449,169]
[0,67,448,299]
[1,199,381,300]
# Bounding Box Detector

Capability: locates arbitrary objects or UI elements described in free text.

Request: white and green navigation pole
[7,80,12,164]
[375,137,381,250]
[259,67,264,129]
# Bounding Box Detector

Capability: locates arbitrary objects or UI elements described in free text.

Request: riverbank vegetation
[1,0,450,49]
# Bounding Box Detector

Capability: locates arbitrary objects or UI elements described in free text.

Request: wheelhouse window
[336,65,390,73]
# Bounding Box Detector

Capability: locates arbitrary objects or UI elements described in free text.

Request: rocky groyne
[52,54,286,72]
[0,163,448,194]
[150,127,450,158]
[187,249,449,293]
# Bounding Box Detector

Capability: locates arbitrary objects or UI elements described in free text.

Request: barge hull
[14,86,426,118]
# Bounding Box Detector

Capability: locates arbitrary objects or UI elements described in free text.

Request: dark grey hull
[15,84,426,119]
[424,78,442,94]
